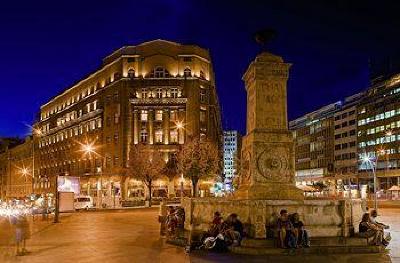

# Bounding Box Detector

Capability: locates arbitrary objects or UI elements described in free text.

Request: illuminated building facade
[357,73,400,190]
[333,93,363,178]
[289,102,340,184]
[0,137,34,199]
[35,39,222,204]
[222,130,241,191]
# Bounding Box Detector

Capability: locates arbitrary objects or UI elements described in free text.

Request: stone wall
[182,198,365,238]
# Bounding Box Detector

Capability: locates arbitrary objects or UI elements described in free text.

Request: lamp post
[363,155,378,212]
[81,142,102,208]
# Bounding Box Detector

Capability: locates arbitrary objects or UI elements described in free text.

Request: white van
[74,196,93,210]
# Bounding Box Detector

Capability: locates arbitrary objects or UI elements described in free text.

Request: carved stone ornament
[241,150,251,183]
[256,147,289,181]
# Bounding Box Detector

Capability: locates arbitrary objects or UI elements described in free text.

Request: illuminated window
[96,118,102,128]
[156,88,163,98]
[200,89,207,103]
[170,129,178,143]
[155,110,163,121]
[141,88,147,99]
[140,129,148,143]
[171,88,178,98]
[184,68,191,77]
[170,110,177,121]
[200,110,207,123]
[140,110,148,121]
[150,67,170,78]
[128,69,135,78]
[155,130,163,143]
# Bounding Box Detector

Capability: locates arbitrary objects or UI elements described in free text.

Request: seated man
[208,211,224,237]
[290,213,310,248]
[277,209,296,248]
[224,213,243,246]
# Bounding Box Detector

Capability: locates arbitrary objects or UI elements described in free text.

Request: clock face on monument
[256,147,290,182]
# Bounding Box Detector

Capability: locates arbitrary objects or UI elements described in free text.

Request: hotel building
[34,39,222,204]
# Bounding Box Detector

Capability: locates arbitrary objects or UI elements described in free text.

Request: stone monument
[235,44,303,200]
[182,31,363,240]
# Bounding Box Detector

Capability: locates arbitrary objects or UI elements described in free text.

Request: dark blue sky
[0,0,399,137]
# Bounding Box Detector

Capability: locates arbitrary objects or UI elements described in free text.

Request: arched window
[199,70,205,79]
[184,68,191,77]
[128,69,135,78]
[150,67,170,78]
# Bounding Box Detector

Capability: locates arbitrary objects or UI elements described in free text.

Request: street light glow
[21,168,29,175]
[176,121,184,129]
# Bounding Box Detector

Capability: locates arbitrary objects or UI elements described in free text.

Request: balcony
[130,97,187,106]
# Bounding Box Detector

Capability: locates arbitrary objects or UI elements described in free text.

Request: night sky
[0,0,399,137]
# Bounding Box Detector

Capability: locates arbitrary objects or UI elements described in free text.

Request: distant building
[0,137,33,200]
[223,130,241,191]
[289,102,341,184]
[333,93,363,179]
[357,72,400,190]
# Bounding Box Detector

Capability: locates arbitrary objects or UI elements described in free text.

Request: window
[156,88,163,98]
[170,129,178,143]
[155,110,163,121]
[140,110,148,121]
[141,88,147,99]
[140,129,148,143]
[114,114,119,124]
[155,130,163,143]
[171,88,178,98]
[114,133,119,144]
[96,118,102,128]
[200,110,206,123]
[349,119,356,125]
[184,68,191,77]
[170,110,177,121]
[150,67,170,78]
[200,89,207,103]
[106,136,111,144]
[349,129,356,136]
[106,117,112,127]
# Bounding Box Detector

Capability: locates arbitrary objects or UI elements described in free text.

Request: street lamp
[80,141,103,209]
[362,155,378,211]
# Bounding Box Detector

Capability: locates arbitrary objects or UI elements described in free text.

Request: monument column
[235,51,303,200]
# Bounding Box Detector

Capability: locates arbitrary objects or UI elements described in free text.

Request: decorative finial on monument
[254,28,278,51]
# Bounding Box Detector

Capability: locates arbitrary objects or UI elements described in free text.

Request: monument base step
[241,237,369,248]
[230,245,384,255]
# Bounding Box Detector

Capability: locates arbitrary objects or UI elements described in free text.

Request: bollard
[159,198,167,236]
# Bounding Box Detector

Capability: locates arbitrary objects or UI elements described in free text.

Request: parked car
[74,196,93,210]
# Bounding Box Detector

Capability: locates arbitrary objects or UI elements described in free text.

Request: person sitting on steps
[359,213,390,246]
[277,209,296,248]
[289,213,310,248]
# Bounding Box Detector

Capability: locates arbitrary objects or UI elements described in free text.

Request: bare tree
[177,137,219,197]
[128,143,165,206]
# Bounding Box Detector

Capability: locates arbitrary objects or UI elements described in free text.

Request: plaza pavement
[0,207,398,263]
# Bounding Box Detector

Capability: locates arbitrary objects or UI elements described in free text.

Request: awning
[387,185,400,191]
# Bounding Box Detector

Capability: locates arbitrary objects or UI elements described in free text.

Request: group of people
[276,209,310,249]
[201,212,244,251]
[202,210,309,251]
[359,209,391,246]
